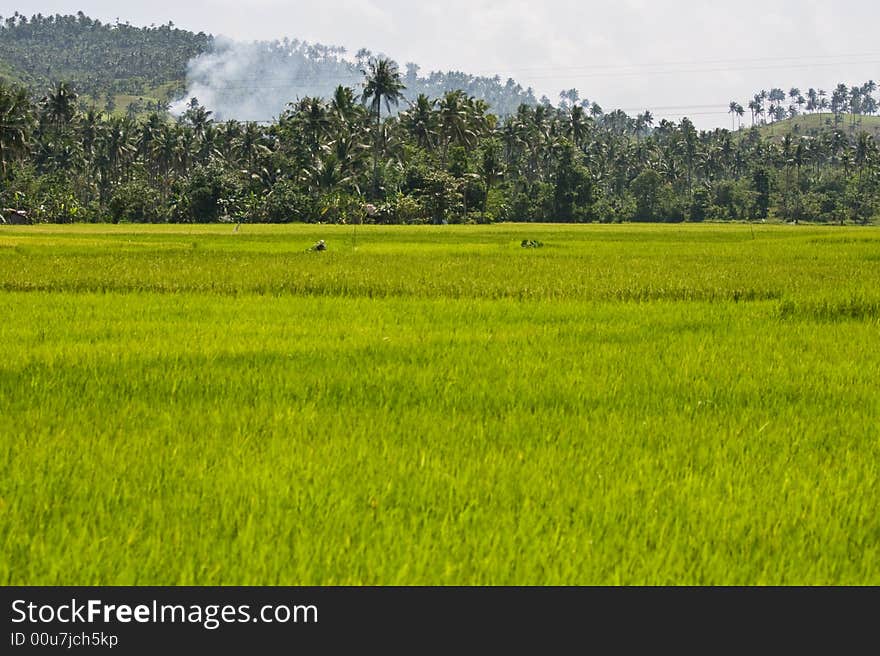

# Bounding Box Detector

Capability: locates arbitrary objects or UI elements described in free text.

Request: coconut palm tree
[41,81,78,130]
[636,111,654,141]
[806,88,818,113]
[330,85,360,126]
[293,97,331,155]
[748,97,762,126]
[0,81,33,178]
[362,59,406,128]
[568,104,590,149]
[361,58,406,195]
[728,101,745,131]
[401,94,437,150]
[479,138,503,220]
[438,90,477,167]
[854,132,876,184]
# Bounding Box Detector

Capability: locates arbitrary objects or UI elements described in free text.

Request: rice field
[1,223,878,585]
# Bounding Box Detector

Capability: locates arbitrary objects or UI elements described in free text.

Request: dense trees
[0,13,539,121]
[0,12,210,98]
[0,81,32,177]
[737,80,879,126]
[2,71,878,226]
[0,14,878,226]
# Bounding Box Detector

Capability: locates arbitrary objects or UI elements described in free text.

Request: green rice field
[1,223,879,585]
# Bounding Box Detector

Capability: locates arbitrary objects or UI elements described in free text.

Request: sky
[2,1,880,127]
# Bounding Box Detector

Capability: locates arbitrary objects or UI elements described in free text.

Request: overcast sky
[3,1,879,127]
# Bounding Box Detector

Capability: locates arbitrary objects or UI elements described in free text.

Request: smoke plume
[171,37,539,121]
[171,36,362,121]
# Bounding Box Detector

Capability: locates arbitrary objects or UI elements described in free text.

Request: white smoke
[171,36,541,122]
[170,36,363,122]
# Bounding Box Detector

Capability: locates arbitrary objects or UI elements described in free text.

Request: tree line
[1,60,879,225]
[730,82,879,128]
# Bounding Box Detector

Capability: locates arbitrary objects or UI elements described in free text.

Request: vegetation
[2,69,879,226]
[0,12,538,119]
[0,12,209,101]
[1,224,878,585]
[1,12,878,227]
[735,83,879,130]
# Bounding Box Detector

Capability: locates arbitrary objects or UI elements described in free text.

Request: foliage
[1,15,879,225]
[0,12,210,98]
[109,177,164,223]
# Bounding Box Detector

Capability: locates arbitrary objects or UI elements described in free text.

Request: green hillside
[0,12,539,119]
[755,113,880,139]
[0,12,210,103]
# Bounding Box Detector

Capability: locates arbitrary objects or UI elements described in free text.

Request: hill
[0,12,210,108]
[0,11,539,119]
[754,113,880,139]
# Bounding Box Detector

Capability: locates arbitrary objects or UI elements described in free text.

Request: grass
[753,113,880,139]
[1,223,879,585]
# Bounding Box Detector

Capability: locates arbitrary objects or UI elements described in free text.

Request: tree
[751,168,771,220]
[438,90,478,168]
[41,81,78,129]
[635,110,653,142]
[729,102,744,131]
[0,81,33,178]
[630,169,665,221]
[401,94,437,150]
[361,58,405,196]
[479,138,504,220]
[552,141,592,221]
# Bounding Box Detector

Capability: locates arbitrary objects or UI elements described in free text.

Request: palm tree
[0,81,33,179]
[636,110,653,141]
[568,104,590,148]
[849,86,863,128]
[831,84,848,124]
[438,90,477,168]
[770,88,786,115]
[729,101,745,131]
[361,58,406,129]
[330,85,360,126]
[479,139,503,221]
[402,94,437,150]
[806,88,818,114]
[41,81,78,130]
[854,132,875,185]
[183,102,213,140]
[748,97,762,126]
[361,58,406,195]
[293,97,330,155]
[861,80,878,116]
[234,122,268,173]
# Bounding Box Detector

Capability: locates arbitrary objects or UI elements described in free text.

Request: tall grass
[1,224,878,585]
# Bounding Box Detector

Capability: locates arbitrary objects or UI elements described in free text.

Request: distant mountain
[0,11,539,119]
[0,12,209,100]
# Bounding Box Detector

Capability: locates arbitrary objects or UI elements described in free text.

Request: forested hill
[0,12,539,118]
[0,12,210,99]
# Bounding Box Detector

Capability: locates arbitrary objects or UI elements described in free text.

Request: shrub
[261,180,314,223]
[109,179,163,223]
